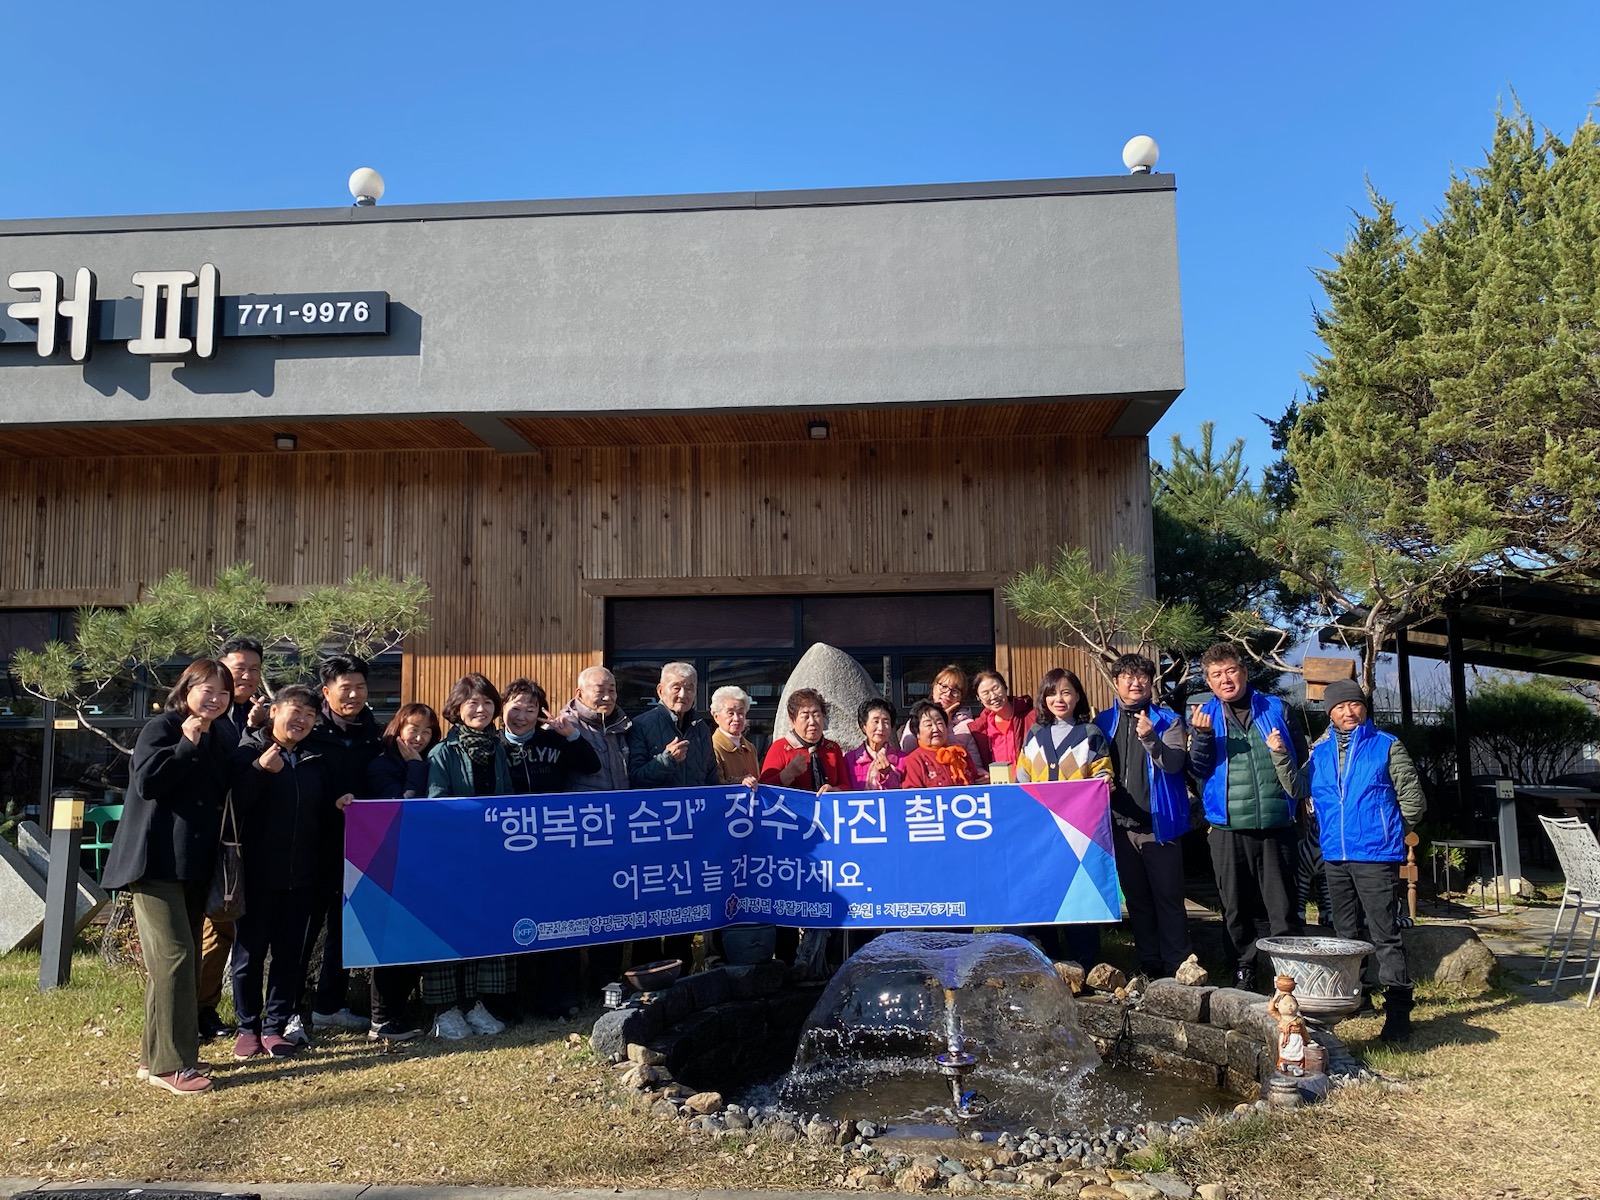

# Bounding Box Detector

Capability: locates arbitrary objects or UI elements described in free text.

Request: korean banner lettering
[342,780,1117,968]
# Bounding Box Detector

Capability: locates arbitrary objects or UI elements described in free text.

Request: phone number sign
[1,263,388,361]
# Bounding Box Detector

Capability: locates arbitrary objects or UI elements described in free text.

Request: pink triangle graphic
[1019,780,1113,854]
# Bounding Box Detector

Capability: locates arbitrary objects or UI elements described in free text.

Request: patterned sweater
[1016,719,1114,783]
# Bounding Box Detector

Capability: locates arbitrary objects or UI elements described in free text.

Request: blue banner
[342,779,1117,967]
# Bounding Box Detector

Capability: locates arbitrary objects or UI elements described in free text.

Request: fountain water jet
[780,931,1105,1129]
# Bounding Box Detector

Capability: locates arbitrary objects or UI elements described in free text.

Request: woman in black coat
[361,702,443,1041]
[102,658,237,1096]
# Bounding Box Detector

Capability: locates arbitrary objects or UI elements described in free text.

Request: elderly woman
[844,698,904,790]
[899,664,982,766]
[424,673,515,1040]
[103,658,238,1095]
[762,688,849,791]
[898,700,977,788]
[967,669,1035,780]
[710,685,760,786]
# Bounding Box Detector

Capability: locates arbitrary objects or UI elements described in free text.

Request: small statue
[1268,973,1296,1018]
[1275,992,1307,1076]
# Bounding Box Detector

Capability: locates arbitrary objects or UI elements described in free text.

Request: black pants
[1209,825,1300,971]
[1114,826,1192,974]
[369,965,419,1027]
[304,878,350,1013]
[1324,860,1410,988]
[526,947,583,1016]
[233,884,316,1035]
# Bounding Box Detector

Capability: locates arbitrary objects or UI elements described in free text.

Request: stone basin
[1254,935,1375,1022]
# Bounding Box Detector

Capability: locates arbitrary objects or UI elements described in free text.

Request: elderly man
[1188,642,1305,990]
[628,662,718,789]
[628,662,718,968]
[560,666,632,792]
[1275,679,1426,1041]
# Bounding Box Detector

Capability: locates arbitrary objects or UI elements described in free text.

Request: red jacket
[967,697,1036,770]
[899,745,977,789]
[761,736,851,790]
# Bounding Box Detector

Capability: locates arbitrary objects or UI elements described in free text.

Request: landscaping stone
[1204,987,1260,1032]
[1173,955,1209,986]
[16,821,108,935]
[947,1174,983,1195]
[0,837,48,954]
[1085,963,1127,992]
[1141,1173,1193,1199]
[1127,1011,1182,1052]
[1078,1187,1125,1200]
[1195,1186,1228,1200]
[1055,960,1087,994]
[773,642,880,751]
[591,1004,665,1059]
[1403,924,1496,989]
[898,1163,942,1191]
[725,959,788,998]
[1224,1029,1266,1081]
[1141,978,1213,1023]
[627,1042,667,1066]
[684,1090,724,1115]
[1111,1183,1162,1200]
[683,966,733,1008]
[1075,997,1125,1040]
[1175,1021,1230,1066]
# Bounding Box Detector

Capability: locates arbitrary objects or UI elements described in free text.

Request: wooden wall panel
[0,429,1151,712]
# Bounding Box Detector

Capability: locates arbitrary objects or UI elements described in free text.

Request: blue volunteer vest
[1094,703,1190,843]
[1194,690,1297,828]
[1309,721,1405,863]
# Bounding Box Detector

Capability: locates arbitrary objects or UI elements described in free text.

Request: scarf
[455,725,500,765]
[786,733,827,790]
[917,739,973,785]
[504,725,537,747]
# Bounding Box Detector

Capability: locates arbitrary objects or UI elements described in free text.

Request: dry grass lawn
[1,950,1596,1200]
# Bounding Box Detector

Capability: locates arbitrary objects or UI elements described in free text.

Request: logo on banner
[513,918,538,946]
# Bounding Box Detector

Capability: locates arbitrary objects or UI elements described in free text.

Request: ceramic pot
[1255,935,1375,1022]
[721,923,777,964]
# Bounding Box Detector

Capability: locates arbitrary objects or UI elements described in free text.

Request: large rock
[16,821,109,935]
[1402,923,1496,989]
[1141,978,1214,1023]
[0,837,48,954]
[772,643,882,751]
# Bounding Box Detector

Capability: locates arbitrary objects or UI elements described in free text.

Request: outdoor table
[1432,838,1500,914]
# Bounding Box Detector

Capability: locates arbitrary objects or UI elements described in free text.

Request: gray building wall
[0,176,1182,430]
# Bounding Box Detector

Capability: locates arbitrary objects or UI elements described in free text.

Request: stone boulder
[16,821,109,935]
[0,837,48,954]
[772,643,882,751]
[1085,963,1128,992]
[1402,923,1496,989]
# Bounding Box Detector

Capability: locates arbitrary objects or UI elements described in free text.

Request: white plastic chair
[1537,815,1600,1007]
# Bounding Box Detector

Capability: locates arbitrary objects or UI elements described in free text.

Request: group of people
[104,637,1425,1097]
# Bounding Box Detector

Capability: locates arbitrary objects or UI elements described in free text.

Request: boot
[1379,986,1414,1042]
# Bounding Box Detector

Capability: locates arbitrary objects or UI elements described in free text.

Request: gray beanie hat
[1321,678,1367,710]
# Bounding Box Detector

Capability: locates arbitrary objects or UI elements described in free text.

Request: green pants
[130,878,209,1076]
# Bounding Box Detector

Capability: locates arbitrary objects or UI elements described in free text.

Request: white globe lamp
[1121,136,1160,175]
[348,167,386,206]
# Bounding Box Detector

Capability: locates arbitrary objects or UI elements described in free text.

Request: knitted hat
[1321,678,1367,710]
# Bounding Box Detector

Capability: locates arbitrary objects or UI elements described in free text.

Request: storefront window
[0,729,45,824]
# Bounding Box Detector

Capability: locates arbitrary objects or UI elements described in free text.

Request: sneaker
[283,1014,310,1045]
[198,1007,231,1040]
[369,1019,423,1043]
[233,1031,264,1060]
[431,1007,472,1040]
[262,1033,298,1058]
[312,1007,368,1031]
[148,1068,213,1095]
[140,1060,213,1079]
[464,1000,506,1035]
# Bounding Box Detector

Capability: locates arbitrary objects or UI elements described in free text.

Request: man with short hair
[298,654,384,1034]
[560,666,632,792]
[1276,679,1426,1040]
[1093,653,1192,978]
[1187,642,1306,990]
[627,663,718,789]
[560,665,634,992]
[628,663,717,966]
[192,636,270,1040]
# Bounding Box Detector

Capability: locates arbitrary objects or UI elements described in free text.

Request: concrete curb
[0,1182,859,1200]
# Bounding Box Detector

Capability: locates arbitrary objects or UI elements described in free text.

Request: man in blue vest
[1094,653,1192,978]
[1274,678,1426,1041]
[1187,642,1305,990]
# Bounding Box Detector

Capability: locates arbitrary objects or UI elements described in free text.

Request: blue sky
[5,2,1598,471]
